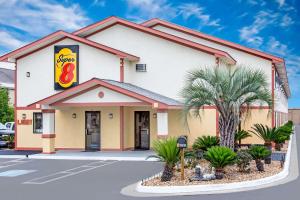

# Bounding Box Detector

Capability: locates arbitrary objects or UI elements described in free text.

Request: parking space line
[23,160,118,184]
[0,158,32,169]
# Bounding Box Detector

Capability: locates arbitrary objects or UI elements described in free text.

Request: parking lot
[0,158,162,200]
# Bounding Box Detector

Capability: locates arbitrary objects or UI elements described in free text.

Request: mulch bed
[142,159,283,186]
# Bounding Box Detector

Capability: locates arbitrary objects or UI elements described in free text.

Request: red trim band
[42,134,56,138]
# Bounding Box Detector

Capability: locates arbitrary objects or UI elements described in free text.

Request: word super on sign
[54,45,79,90]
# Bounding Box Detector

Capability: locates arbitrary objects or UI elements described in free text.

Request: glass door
[85,111,100,151]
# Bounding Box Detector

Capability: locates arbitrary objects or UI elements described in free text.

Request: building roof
[30,78,182,109]
[0,31,139,62]
[101,79,182,106]
[141,18,291,97]
[73,16,236,65]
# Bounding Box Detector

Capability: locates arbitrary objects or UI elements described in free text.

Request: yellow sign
[54,45,79,90]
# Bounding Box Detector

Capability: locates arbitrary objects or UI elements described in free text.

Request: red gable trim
[74,16,236,65]
[0,30,139,62]
[141,18,283,63]
[28,78,169,108]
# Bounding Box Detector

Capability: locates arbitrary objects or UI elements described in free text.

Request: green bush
[250,124,276,144]
[235,130,252,145]
[192,136,219,151]
[204,146,236,173]
[149,137,180,181]
[236,150,252,173]
[249,145,271,171]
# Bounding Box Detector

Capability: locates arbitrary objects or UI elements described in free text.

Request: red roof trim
[141,18,283,63]
[74,17,236,64]
[0,30,139,62]
[29,78,169,108]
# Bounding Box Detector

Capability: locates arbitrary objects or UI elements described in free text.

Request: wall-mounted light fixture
[153,113,157,118]
[108,113,113,119]
[72,113,77,119]
[22,113,26,120]
[26,72,30,77]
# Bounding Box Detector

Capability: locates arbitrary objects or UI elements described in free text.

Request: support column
[157,109,168,137]
[42,109,56,154]
[120,106,124,150]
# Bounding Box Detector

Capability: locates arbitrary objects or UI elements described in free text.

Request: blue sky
[0,0,299,107]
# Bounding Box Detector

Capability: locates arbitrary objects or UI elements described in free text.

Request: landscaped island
[143,121,293,187]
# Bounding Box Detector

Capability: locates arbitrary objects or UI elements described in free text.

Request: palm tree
[181,66,272,149]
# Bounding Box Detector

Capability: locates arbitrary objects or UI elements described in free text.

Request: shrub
[250,124,276,144]
[236,150,252,173]
[192,136,219,152]
[249,145,271,171]
[235,130,252,145]
[149,137,180,181]
[204,146,236,175]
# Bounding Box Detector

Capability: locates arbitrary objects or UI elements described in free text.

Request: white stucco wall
[152,25,273,90]
[87,24,216,101]
[274,81,288,113]
[64,86,141,103]
[17,38,120,107]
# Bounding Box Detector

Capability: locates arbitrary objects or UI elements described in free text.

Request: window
[33,113,43,133]
[136,64,147,72]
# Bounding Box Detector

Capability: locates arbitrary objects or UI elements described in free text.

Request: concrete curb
[27,155,150,161]
[129,134,296,196]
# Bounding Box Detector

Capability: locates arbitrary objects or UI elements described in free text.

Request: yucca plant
[249,145,271,171]
[148,137,180,181]
[235,130,252,146]
[204,146,237,179]
[192,135,219,151]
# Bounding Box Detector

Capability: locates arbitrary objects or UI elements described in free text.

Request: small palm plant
[192,135,219,151]
[148,137,180,182]
[250,124,275,164]
[204,146,237,179]
[249,145,271,171]
[235,130,252,146]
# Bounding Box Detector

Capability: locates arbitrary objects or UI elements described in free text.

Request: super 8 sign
[54,45,79,90]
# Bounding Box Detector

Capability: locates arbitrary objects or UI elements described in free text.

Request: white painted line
[23,160,118,184]
[0,170,36,177]
[0,158,32,169]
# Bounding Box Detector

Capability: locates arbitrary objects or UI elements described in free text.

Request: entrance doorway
[85,111,100,151]
[134,111,150,150]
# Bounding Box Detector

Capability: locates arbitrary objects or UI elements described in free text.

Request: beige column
[157,109,168,137]
[42,109,56,154]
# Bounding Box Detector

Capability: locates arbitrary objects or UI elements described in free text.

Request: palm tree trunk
[219,114,237,149]
[161,164,174,182]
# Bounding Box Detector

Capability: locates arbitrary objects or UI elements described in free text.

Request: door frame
[134,111,150,150]
[85,111,101,151]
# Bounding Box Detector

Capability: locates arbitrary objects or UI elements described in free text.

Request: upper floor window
[33,112,43,133]
[136,64,147,72]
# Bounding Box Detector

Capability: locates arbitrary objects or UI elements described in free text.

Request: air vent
[136,64,147,72]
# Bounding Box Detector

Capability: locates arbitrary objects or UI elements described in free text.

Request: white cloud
[92,0,105,7]
[276,0,285,7]
[125,0,177,20]
[125,0,222,29]
[0,31,26,49]
[266,36,288,56]
[177,3,221,28]
[0,0,89,36]
[239,11,278,47]
[280,14,294,27]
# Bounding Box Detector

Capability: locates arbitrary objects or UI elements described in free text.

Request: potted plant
[249,145,271,171]
[250,124,275,164]
[192,135,219,159]
[204,146,236,179]
[147,137,180,182]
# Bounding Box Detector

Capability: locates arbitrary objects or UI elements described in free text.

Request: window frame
[33,112,43,134]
